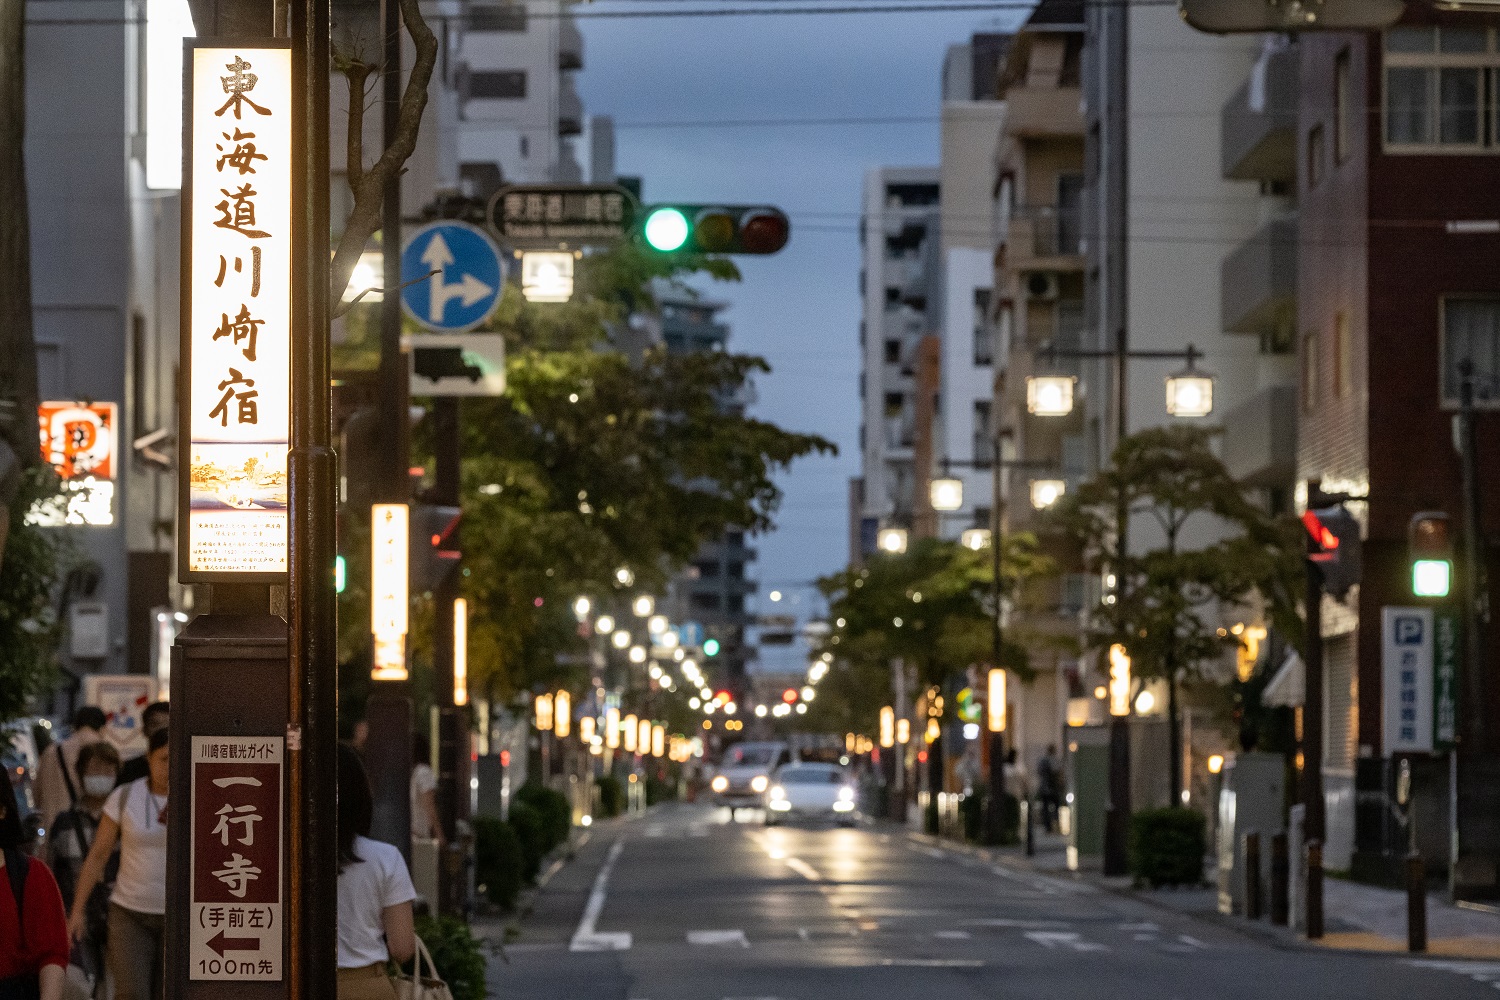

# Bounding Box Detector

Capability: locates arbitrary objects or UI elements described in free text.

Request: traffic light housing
[1409,511,1453,599]
[639,205,790,255]
[411,504,462,593]
[1303,504,1362,599]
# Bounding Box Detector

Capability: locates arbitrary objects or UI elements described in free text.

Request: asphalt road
[489,802,1497,999]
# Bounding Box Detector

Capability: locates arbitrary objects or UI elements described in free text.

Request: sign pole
[288,0,339,991]
[433,396,463,914]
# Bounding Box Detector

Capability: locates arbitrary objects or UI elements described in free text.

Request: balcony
[1220,385,1296,487]
[559,18,582,70]
[1004,85,1084,139]
[1006,205,1083,272]
[1221,47,1299,183]
[1221,215,1297,338]
[557,83,583,136]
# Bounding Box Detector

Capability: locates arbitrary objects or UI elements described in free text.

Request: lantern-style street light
[1026,374,1076,417]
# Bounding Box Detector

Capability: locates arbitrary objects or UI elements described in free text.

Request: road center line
[785,857,822,881]
[569,839,632,952]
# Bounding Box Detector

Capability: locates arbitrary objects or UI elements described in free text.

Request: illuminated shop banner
[371,503,409,681]
[30,402,119,526]
[179,42,292,578]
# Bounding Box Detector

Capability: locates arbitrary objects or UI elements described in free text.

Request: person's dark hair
[76,741,121,782]
[72,706,107,732]
[413,733,429,767]
[148,727,170,755]
[142,701,171,732]
[0,776,26,850]
[337,742,373,873]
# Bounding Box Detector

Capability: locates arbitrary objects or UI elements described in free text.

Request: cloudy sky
[576,1,1027,670]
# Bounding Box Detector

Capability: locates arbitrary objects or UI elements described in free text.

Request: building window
[1384,27,1500,151]
[884,339,901,365]
[973,289,993,365]
[973,400,992,467]
[1441,298,1500,407]
[1307,124,1325,188]
[468,70,526,99]
[691,593,721,611]
[468,4,527,31]
[1334,49,1352,164]
[1302,329,1320,413]
[884,392,904,417]
[1333,312,1352,398]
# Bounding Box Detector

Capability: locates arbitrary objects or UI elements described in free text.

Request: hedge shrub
[596,774,624,818]
[515,783,571,849]
[1128,807,1207,887]
[473,816,525,910]
[506,801,548,882]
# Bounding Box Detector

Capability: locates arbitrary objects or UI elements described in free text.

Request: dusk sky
[576,1,1028,671]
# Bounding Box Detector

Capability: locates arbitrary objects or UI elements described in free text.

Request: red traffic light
[740,210,790,255]
[1302,509,1338,551]
[782,688,798,703]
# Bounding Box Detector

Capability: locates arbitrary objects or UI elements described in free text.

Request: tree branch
[329,0,438,316]
[334,51,375,194]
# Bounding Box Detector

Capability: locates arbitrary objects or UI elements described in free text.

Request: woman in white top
[338,742,416,1000]
[67,727,169,1000]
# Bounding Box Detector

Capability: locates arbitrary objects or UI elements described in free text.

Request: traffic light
[1409,512,1453,599]
[411,504,461,593]
[639,205,790,255]
[703,638,721,657]
[1302,504,1362,599]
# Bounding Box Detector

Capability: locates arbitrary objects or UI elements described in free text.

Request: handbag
[391,937,452,1000]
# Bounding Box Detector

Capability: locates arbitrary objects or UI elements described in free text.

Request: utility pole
[364,0,413,858]
[432,396,464,914]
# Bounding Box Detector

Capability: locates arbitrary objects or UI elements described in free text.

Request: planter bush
[412,915,488,1000]
[596,774,624,818]
[514,783,571,851]
[507,801,548,882]
[473,816,524,910]
[1129,807,1206,887]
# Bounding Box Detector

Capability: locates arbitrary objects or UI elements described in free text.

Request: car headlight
[837,786,855,802]
[751,775,769,793]
[711,775,729,793]
[769,786,786,800]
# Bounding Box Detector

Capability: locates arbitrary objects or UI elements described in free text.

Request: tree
[813,534,1055,735]
[1051,425,1289,796]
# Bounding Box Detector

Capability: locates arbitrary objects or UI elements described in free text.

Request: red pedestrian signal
[1303,504,1361,598]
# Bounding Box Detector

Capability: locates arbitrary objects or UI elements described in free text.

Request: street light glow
[930,477,964,512]
[1026,375,1076,416]
[1030,479,1066,510]
[986,668,1006,733]
[573,596,591,619]
[633,595,655,617]
[596,615,615,634]
[877,527,908,554]
[961,528,991,550]
[613,630,631,649]
[1166,369,1215,417]
[629,645,647,664]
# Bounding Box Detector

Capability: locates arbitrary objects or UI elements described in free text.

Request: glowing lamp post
[877,527,909,554]
[961,528,991,551]
[453,598,468,706]
[520,251,575,303]
[1030,479,1066,510]
[1026,375,1076,417]
[930,477,964,512]
[1165,360,1215,418]
[880,706,895,748]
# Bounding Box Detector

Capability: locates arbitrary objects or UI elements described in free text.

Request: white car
[763,763,858,826]
[710,741,789,811]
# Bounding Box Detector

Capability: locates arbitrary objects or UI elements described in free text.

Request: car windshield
[729,746,780,767]
[778,766,843,785]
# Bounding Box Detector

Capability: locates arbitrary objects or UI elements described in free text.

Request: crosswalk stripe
[688,930,750,947]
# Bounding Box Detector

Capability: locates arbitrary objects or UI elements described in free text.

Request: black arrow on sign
[207,930,259,956]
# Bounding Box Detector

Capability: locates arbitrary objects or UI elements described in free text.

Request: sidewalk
[903,823,1500,960]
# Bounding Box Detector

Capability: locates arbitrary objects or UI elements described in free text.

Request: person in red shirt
[0,771,69,1000]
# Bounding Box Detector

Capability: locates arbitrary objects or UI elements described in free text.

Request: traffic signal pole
[1303,552,1325,938]
[433,396,465,915]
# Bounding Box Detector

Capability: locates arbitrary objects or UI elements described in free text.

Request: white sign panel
[371,503,409,681]
[400,334,507,397]
[190,736,283,980]
[181,43,292,578]
[1382,606,1434,755]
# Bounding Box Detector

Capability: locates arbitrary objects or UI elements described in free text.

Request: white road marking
[933,931,972,940]
[1024,931,1109,953]
[962,918,1072,929]
[796,927,810,941]
[688,930,750,948]
[1411,961,1500,985]
[1118,922,1159,932]
[879,959,985,968]
[1177,935,1207,950]
[644,825,665,838]
[569,840,632,952]
[786,858,823,881]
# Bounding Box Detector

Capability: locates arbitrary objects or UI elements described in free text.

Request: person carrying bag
[391,937,452,1000]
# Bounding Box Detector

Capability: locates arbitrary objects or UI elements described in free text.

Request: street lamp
[1030,479,1066,510]
[628,645,647,664]
[606,707,620,749]
[520,250,575,303]
[633,595,654,617]
[1105,642,1133,876]
[573,596,591,619]
[615,566,634,586]
[1026,374,1076,417]
[961,528,991,551]
[648,614,668,635]
[930,477,964,512]
[595,614,615,634]
[877,527,909,554]
[535,693,554,732]
[623,714,638,753]
[612,630,631,649]
[554,691,571,739]
[1165,357,1215,417]
[880,706,895,748]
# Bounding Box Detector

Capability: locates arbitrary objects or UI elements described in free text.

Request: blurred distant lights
[772,703,791,718]
[629,646,647,664]
[612,631,631,649]
[795,703,808,715]
[690,697,702,709]
[755,705,768,718]
[615,567,634,586]
[769,590,783,602]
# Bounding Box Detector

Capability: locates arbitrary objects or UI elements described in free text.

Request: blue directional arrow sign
[400,221,505,332]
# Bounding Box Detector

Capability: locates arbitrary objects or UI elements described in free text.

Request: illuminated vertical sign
[651,724,665,758]
[1108,644,1132,718]
[879,705,895,748]
[605,707,620,749]
[30,402,119,526]
[638,717,651,755]
[180,43,293,578]
[453,598,468,707]
[987,669,1007,733]
[554,691,571,739]
[622,714,637,753]
[371,503,409,680]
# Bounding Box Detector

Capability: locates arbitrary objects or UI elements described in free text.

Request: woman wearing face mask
[47,742,120,993]
[66,729,168,1000]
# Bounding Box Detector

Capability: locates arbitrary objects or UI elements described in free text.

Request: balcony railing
[1011,205,1082,259]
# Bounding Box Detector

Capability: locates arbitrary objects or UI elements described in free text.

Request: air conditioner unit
[1026,271,1060,301]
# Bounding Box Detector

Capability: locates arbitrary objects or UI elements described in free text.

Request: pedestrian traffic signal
[411,504,462,593]
[639,205,790,255]
[703,638,721,657]
[1409,512,1453,599]
[1303,504,1362,599]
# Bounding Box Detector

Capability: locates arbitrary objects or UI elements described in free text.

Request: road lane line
[933,930,972,940]
[687,930,750,948]
[569,840,632,952]
[879,959,985,968]
[785,857,822,881]
[1024,931,1109,953]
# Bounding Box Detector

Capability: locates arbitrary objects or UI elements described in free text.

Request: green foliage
[810,536,1054,735]
[412,915,489,1000]
[0,467,64,722]
[1128,807,1207,888]
[645,771,676,806]
[505,801,547,882]
[596,774,624,818]
[473,816,525,910]
[514,783,571,850]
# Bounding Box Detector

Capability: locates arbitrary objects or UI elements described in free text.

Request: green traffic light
[704,638,721,656]
[335,555,346,594]
[643,207,690,252]
[1413,559,1451,598]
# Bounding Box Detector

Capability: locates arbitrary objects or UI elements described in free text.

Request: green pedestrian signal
[638,205,790,255]
[703,638,721,656]
[1409,512,1453,599]
[335,555,346,594]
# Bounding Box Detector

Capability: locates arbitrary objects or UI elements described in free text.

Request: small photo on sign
[189,443,287,512]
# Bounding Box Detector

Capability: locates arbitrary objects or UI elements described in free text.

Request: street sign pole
[433,395,464,915]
